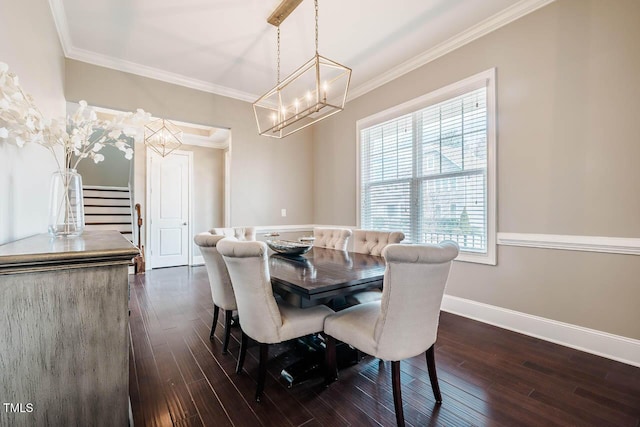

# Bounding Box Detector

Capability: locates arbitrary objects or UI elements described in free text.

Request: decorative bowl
[266,240,313,256]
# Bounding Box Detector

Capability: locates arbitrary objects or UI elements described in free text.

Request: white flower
[123,127,137,137]
[1,63,149,169]
[71,133,83,149]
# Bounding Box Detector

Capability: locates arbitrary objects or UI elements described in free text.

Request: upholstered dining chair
[217,239,334,402]
[313,227,352,251]
[193,232,237,355]
[211,226,256,241]
[324,242,459,427]
[347,230,405,305]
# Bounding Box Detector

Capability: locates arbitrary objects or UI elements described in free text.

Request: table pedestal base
[280,335,360,387]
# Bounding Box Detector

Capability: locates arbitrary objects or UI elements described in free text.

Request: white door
[149,151,190,268]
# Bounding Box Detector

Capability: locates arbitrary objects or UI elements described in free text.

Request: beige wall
[65,59,314,228]
[190,145,225,257]
[76,144,131,187]
[313,0,640,339]
[0,0,66,244]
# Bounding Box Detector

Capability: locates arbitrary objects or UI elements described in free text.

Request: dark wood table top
[269,247,386,306]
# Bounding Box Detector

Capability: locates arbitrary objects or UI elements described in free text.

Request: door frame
[224,145,231,227]
[145,148,194,270]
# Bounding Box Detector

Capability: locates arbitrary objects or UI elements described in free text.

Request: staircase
[83,185,134,243]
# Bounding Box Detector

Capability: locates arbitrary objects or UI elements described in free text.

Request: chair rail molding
[442,295,640,367]
[497,232,640,256]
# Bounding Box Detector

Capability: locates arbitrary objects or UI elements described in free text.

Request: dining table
[269,246,386,309]
[267,246,387,385]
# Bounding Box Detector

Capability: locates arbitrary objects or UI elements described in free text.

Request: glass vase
[48,168,85,237]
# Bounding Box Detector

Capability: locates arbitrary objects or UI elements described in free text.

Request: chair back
[313,227,352,251]
[193,233,237,310]
[211,227,256,241]
[217,239,283,344]
[353,230,405,256]
[374,242,459,361]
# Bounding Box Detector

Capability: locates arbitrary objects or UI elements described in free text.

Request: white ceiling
[50,0,552,102]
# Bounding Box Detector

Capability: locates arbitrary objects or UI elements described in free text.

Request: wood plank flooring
[129,266,640,427]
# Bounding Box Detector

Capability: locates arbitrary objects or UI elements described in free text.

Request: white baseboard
[441,295,640,367]
[192,255,204,266]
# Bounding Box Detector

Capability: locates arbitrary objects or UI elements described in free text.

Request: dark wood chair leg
[324,334,338,385]
[255,343,269,402]
[426,344,442,403]
[391,361,405,427]
[210,305,220,340]
[236,331,248,374]
[222,309,233,354]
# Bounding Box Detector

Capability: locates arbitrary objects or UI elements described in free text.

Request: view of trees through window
[360,86,487,253]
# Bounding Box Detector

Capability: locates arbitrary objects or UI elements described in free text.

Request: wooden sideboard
[0,231,138,426]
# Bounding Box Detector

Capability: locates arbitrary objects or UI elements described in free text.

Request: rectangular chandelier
[253,0,351,138]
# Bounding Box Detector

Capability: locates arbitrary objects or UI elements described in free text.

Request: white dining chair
[324,242,459,427]
[313,227,352,251]
[347,229,405,305]
[211,226,256,241]
[217,238,334,402]
[193,232,237,354]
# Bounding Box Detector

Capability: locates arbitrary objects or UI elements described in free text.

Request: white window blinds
[360,86,489,254]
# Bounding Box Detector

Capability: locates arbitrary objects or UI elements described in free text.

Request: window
[357,69,496,264]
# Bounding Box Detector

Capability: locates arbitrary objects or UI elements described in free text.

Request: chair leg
[426,344,442,403]
[255,343,269,402]
[210,305,220,340]
[391,361,405,427]
[236,331,248,374]
[222,309,233,354]
[324,334,338,385]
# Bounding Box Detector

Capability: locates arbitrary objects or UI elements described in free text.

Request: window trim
[356,68,497,265]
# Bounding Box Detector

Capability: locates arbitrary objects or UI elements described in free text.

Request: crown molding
[64,46,259,103]
[182,133,229,150]
[49,0,555,105]
[48,0,72,56]
[48,0,258,103]
[347,0,557,101]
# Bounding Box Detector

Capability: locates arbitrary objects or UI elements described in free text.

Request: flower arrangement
[0,62,149,171]
[0,61,150,237]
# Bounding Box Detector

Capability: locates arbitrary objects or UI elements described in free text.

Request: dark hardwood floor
[129,266,640,427]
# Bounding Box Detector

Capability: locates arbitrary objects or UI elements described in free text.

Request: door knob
[182,222,188,226]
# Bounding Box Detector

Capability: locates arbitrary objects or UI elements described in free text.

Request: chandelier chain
[314,0,319,54]
[276,25,281,84]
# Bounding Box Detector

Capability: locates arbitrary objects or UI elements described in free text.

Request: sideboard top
[0,231,139,273]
